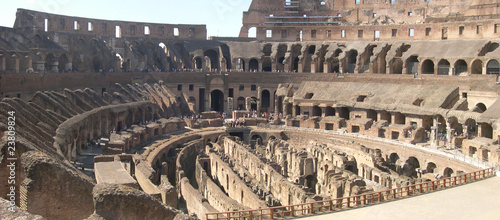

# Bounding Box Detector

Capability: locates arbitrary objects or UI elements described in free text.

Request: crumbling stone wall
[21,151,95,220]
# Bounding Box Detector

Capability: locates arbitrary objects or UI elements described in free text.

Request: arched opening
[58,54,69,72]
[473,103,487,113]
[481,123,493,138]
[237,58,245,71]
[45,53,57,72]
[250,97,258,111]
[339,107,350,120]
[237,97,245,110]
[367,109,377,121]
[465,119,478,138]
[346,50,358,73]
[204,49,219,70]
[406,56,419,75]
[210,90,224,112]
[426,162,437,173]
[487,59,499,75]
[443,167,454,177]
[263,44,272,56]
[394,112,405,125]
[92,56,103,72]
[292,57,300,72]
[248,27,257,38]
[325,106,335,116]
[471,59,483,74]
[392,58,403,74]
[389,153,400,164]
[277,57,285,72]
[135,108,144,124]
[402,157,420,178]
[262,58,272,72]
[249,59,259,72]
[194,57,203,70]
[454,59,468,75]
[261,90,271,112]
[305,175,317,193]
[421,59,434,74]
[380,110,391,123]
[312,106,322,117]
[437,59,450,75]
[145,106,153,122]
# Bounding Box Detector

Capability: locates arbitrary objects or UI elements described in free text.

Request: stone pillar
[272,61,277,72]
[323,61,330,73]
[292,105,298,116]
[430,117,438,145]
[298,63,303,73]
[257,86,262,113]
[14,57,20,73]
[463,125,469,138]
[446,122,452,147]
[203,56,210,72]
[311,61,316,73]
[339,62,344,74]
[227,97,233,113]
[258,62,263,72]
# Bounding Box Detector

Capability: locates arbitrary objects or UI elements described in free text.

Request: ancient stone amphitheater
[1,1,500,219]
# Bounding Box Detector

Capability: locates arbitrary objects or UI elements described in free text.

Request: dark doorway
[211,90,224,112]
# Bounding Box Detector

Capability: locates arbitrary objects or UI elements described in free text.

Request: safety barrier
[206,168,495,220]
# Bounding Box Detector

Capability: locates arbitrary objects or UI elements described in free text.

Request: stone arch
[443,167,454,177]
[204,49,219,70]
[426,162,437,173]
[58,54,70,72]
[210,89,224,112]
[325,106,335,116]
[262,57,272,72]
[473,102,487,113]
[380,110,391,123]
[394,112,405,125]
[345,49,358,73]
[194,56,203,70]
[249,58,259,71]
[421,59,434,74]
[367,109,377,121]
[402,156,420,178]
[454,59,467,75]
[263,44,272,56]
[261,90,271,112]
[236,58,245,71]
[312,106,322,117]
[471,59,483,74]
[437,59,450,75]
[339,107,350,120]
[92,56,103,72]
[220,44,231,69]
[236,97,245,110]
[487,59,499,75]
[406,56,419,75]
[391,58,403,74]
[465,118,478,138]
[45,53,57,72]
[480,123,493,138]
[250,97,258,111]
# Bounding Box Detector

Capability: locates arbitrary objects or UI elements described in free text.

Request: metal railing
[206,168,495,220]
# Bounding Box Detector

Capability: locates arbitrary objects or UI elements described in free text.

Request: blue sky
[0,0,253,37]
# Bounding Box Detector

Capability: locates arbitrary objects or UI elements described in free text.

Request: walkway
[295,176,500,220]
